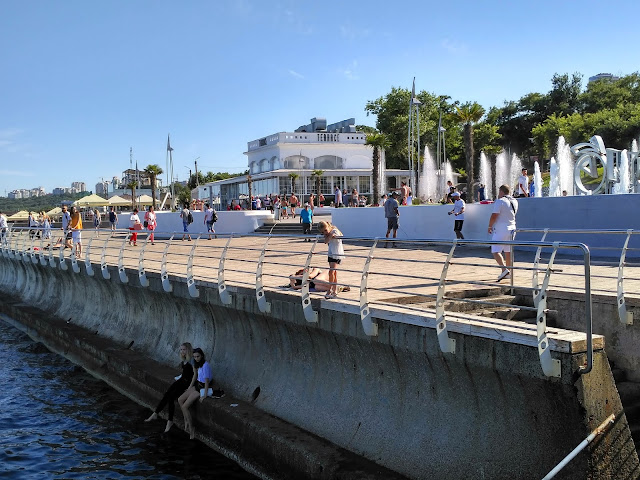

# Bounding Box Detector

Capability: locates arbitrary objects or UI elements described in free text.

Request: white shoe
[497,270,511,281]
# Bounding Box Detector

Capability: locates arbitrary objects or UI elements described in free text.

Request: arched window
[269,156,279,171]
[259,158,269,173]
[284,155,311,169]
[314,155,345,169]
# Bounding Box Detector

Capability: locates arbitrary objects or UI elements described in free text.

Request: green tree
[311,169,324,198]
[188,172,206,189]
[365,132,390,205]
[144,164,163,209]
[173,182,191,207]
[126,180,138,210]
[288,172,299,194]
[451,102,485,202]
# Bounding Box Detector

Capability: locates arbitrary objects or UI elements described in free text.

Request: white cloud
[288,69,304,79]
[341,60,359,81]
[441,38,468,55]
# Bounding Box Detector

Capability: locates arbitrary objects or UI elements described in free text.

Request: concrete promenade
[2,223,640,479]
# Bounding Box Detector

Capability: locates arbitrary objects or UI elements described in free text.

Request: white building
[197,117,408,209]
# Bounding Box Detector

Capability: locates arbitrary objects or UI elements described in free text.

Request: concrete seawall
[1,254,638,479]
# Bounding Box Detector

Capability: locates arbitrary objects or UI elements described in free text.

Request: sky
[1,0,639,196]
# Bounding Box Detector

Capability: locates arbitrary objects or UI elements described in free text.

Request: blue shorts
[183,222,189,233]
[206,221,214,232]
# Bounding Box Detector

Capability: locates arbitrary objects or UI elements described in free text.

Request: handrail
[2,227,595,377]
[519,227,636,326]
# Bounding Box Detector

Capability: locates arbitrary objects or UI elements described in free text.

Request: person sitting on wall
[287,267,350,292]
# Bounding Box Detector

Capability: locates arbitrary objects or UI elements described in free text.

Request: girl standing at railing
[129,208,141,246]
[317,220,344,299]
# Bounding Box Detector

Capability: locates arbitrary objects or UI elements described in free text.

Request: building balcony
[247,132,366,152]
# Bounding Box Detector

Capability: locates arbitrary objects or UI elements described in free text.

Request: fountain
[479,152,493,200]
[495,151,510,195]
[612,149,630,194]
[509,153,523,193]
[632,139,638,153]
[420,146,438,202]
[549,157,561,196]
[378,149,387,199]
[557,136,575,195]
[533,161,543,198]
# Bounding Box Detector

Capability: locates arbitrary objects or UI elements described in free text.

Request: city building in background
[197,117,408,209]
[588,72,620,84]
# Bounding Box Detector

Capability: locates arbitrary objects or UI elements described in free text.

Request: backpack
[212,209,218,222]
[187,211,194,224]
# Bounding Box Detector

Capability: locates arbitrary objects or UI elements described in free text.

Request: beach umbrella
[137,194,154,205]
[73,194,108,207]
[45,207,63,218]
[7,210,30,220]
[108,195,131,206]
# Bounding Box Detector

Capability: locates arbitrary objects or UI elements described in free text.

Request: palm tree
[365,132,390,205]
[452,102,485,203]
[288,173,299,195]
[144,164,163,209]
[311,170,324,200]
[247,174,253,210]
[126,180,138,210]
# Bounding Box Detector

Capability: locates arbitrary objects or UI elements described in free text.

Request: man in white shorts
[487,184,518,281]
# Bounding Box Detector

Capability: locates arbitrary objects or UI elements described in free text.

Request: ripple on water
[0,317,257,479]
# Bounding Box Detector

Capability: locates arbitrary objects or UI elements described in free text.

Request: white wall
[331,204,493,241]
[124,210,273,236]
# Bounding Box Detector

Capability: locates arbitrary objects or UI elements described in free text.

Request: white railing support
[534,242,561,378]
[301,237,319,323]
[138,234,149,287]
[255,236,271,313]
[100,234,111,280]
[160,234,174,292]
[617,229,633,325]
[435,242,457,354]
[117,235,129,283]
[84,235,95,276]
[186,235,201,298]
[359,238,379,336]
[218,235,233,305]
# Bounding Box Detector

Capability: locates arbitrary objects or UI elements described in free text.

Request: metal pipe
[542,413,615,479]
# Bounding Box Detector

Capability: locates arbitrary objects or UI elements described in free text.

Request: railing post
[255,236,271,313]
[359,238,379,336]
[218,235,233,305]
[137,233,149,287]
[617,229,633,325]
[29,231,38,264]
[435,242,457,354]
[580,244,594,375]
[48,231,56,268]
[84,234,95,276]
[301,237,319,323]
[39,230,47,266]
[59,232,68,271]
[160,234,174,292]
[0,227,8,258]
[20,230,29,262]
[71,243,80,273]
[100,234,111,280]
[117,235,129,283]
[6,227,14,259]
[186,234,201,298]
[534,242,561,378]
[532,228,549,300]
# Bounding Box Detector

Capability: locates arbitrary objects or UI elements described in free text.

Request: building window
[284,155,311,169]
[314,155,344,169]
[359,176,370,194]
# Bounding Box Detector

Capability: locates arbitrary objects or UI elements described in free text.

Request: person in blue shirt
[529,180,535,197]
[300,203,313,241]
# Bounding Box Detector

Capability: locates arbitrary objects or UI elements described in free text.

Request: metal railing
[1,226,595,377]
[518,228,640,325]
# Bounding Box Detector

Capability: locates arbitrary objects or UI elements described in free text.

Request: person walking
[289,192,298,218]
[488,184,518,281]
[180,203,192,241]
[317,220,344,299]
[203,203,216,240]
[300,203,313,240]
[518,168,529,197]
[0,211,7,246]
[334,186,342,208]
[129,208,141,246]
[93,209,102,235]
[108,206,118,234]
[384,191,400,240]
[69,206,83,256]
[144,206,157,245]
[42,212,52,244]
[448,191,465,240]
[477,184,486,202]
